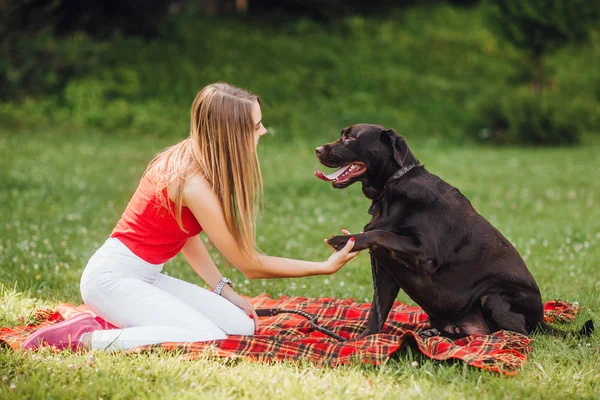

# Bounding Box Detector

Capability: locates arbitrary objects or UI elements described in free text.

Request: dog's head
[315,124,417,196]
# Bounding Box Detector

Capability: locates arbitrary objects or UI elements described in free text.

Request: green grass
[1,129,599,399]
[1,2,599,397]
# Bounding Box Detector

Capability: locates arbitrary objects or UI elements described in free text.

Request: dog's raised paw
[419,328,440,338]
[327,235,350,251]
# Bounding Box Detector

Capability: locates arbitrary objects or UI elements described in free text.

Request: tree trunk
[532,51,544,95]
[195,0,220,14]
[195,0,247,14]
[235,0,248,13]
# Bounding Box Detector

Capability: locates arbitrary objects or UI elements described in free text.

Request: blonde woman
[23,82,358,352]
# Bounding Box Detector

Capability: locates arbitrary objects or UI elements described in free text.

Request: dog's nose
[315,146,324,155]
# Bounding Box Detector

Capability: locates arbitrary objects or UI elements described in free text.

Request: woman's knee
[184,317,229,340]
[196,325,228,341]
[80,276,110,318]
[227,315,255,336]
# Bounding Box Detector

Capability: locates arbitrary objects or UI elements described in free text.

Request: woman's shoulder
[182,172,214,204]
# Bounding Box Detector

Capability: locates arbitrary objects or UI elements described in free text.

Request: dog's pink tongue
[314,165,350,182]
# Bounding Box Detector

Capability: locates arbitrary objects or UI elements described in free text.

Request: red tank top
[111,174,202,264]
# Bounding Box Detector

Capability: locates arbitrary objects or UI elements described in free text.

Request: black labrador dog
[316,123,593,339]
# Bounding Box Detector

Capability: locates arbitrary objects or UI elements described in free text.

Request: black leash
[255,308,345,341]
[370,251,385,331]
[255,171,405,342]
[254,254,385,341]
[260,166,416,339]
[255,253,383,340]
[366,163,419,331]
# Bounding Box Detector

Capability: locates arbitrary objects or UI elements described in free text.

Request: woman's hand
[220,285,259,332]
[323,228,360,274]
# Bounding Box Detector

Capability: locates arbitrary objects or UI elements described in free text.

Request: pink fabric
[22,313,102,351]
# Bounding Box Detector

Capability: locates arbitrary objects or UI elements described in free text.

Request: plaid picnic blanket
[0,296,581,376]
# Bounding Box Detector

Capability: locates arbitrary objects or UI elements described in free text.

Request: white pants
[80,238,254,351]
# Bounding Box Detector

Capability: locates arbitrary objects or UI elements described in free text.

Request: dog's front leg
[329,230,421,256]
[358,260,401,338]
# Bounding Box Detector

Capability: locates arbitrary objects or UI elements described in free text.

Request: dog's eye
[342,135,356,143]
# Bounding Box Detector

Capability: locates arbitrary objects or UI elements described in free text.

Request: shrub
[0,5,597,143]
[0,0,172,37]
[0,30,107,100]
[483,0,600,92]
[471,88,581,146]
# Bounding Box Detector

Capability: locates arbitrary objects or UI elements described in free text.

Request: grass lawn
[0,129,598,399]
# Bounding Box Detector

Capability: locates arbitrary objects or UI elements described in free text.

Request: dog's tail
[535,319,594,337]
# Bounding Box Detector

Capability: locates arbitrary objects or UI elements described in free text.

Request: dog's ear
[381,129,407,167]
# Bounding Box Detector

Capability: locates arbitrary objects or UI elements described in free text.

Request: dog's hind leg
[481,294,530,335]
[358,262,401,338]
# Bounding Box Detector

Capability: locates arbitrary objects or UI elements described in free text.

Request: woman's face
[251,100,267,147]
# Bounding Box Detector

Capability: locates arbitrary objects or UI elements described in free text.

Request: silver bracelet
[213,277,233,296]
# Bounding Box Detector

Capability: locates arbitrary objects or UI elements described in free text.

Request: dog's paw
[327,235,351,251]
[356,327,378,339]
[419,328,440,338]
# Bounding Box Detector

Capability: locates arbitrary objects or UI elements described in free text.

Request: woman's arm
[181,235,260,329]
[253,249,354,279]
[182,174,358,280]
[180,235,226,290]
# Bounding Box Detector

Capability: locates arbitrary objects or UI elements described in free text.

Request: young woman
[23,82,357,352]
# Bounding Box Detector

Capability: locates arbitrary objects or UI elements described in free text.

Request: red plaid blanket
[0,296,580,376]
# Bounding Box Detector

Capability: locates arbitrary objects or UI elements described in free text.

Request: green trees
[485,0,599,93]
[473,0,600,145]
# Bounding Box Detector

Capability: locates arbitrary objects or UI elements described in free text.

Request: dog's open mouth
[315,162,367,187]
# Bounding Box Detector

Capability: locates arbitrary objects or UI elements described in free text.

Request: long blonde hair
[144,82,263,258]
